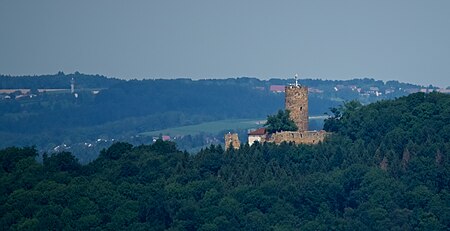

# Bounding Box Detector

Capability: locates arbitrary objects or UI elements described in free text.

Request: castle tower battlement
[285,85,308,132]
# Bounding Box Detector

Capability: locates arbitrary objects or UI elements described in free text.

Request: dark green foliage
[101,142,133,160]
[43,152,81,173]
[264,109,298,133]
[0,71,121,89]
[325,92,450,144]
[1,92,449,230]
[0,146,37,173]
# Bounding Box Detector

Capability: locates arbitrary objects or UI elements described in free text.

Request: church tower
[285,74,308,132]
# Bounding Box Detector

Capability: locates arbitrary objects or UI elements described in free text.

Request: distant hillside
[0,72,122,89]
[0,73,438,160]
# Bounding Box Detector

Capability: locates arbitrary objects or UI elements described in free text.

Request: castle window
[300,106,303,111]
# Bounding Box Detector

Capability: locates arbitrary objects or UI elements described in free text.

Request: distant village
[0,77,104,101]
[269,84,450,96]
[2,78,449,101]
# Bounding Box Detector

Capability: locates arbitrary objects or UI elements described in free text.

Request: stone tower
[224,132,240,150]
[285,79,308,132]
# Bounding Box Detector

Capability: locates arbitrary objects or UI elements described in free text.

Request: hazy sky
[1,1,450,87]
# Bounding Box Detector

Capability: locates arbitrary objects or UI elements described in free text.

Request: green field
[140,119,265,137]
[140,116,328,137]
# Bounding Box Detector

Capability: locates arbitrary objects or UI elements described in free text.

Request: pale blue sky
[1,0,449,87]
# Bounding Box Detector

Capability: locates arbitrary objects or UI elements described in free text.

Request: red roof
[162,135,170,141]
[270,85,285,92]
[248,128,266,136]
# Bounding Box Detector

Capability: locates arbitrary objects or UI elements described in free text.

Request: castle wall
[267,130,327,145]
[225,133,240,150]
[285,85,308,132]
[248,135,265,146]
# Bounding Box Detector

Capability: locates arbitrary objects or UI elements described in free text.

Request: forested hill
[0,72,121,89]
[1,92,449,230]
[324,91,450,155]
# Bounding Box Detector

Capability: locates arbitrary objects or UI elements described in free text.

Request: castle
[247,76,328,146]
[225,75,328,149]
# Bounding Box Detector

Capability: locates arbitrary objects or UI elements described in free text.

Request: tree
[323,107,342,132]
[100,142,133,160]
[264,110,298,133]
[43,152,81,173]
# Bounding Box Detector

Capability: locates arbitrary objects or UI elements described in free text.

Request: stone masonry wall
[285,85,308,132]
[267,130,327,145]
[225,133,240,150]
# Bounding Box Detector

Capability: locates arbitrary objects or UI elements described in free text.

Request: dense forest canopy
[1,92,449,230]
